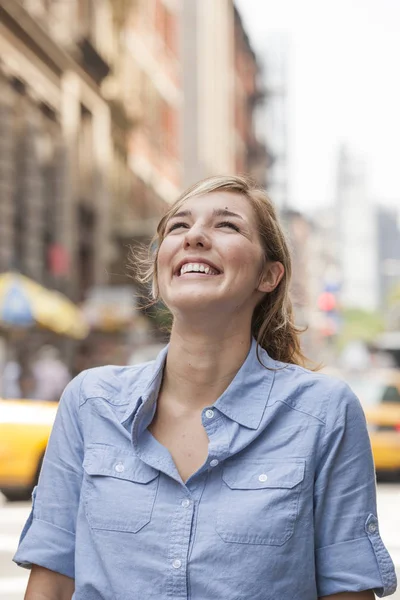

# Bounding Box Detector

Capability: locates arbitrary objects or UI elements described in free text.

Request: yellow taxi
[0,398,57,501]
[1,369,399,501]
[343,369,400,474]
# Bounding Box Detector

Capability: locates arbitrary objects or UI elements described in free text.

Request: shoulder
[272,362,360,425]
[61,360,158,407]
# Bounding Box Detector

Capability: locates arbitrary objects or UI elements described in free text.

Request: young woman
[15,176,396,599]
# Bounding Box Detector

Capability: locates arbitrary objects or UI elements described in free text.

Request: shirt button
[172,559,182,569]
[210,459,219,467]
[205,409,214,419]
[181,499,190,508]
[115,462,125,473]
[368,522,378,534]
[258,473,268,482]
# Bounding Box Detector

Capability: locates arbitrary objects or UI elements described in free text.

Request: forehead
[175,191,255,221]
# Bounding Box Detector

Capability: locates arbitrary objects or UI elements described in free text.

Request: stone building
[109,0,182,250]
[180,0,268,189]
[1,0,269,356]
[0,0,131,301]
[0,0,183,299]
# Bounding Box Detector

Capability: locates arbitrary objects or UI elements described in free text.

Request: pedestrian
[1,352,22,398]
[14,175,397,599]
[31,345,71,402]
[18,359,37,399]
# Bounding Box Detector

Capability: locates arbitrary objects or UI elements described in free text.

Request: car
[2,366,399,502]
[0,342,167,503]
[344,369,400,474]
[0,397,57,501]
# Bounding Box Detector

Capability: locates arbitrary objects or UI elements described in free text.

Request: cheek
[226,245,263,276]
[157,239,173,275]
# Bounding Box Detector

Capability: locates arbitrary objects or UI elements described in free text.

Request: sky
[235,0,400,211]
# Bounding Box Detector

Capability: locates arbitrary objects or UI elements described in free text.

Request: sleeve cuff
[13,517,75,579]
[316,518,397,598]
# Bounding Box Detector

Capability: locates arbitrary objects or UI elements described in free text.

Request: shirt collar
[122,345,168,426]
[213,338,276,429]
[123,338,276,430]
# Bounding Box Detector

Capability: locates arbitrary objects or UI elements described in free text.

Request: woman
[14,176,396,599]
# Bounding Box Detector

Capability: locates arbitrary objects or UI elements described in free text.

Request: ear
[257,261,285,293]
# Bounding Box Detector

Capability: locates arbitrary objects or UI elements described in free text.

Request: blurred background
[0,0,400,374]
[0,0,400,597]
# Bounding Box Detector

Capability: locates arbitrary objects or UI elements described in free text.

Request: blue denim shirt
[14,340,397,599]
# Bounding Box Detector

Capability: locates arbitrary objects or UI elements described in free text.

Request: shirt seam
[78,369,92,408]
[77,370,133,406]
[316,534,367,551]
[277,399,326,425]
[314,384,339,484]
[77,365,147,408]
[31,516,76,537]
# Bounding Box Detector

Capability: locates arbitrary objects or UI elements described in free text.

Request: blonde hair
[134,175,311,368]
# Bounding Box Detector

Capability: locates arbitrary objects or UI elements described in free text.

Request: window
[382,385,400,403]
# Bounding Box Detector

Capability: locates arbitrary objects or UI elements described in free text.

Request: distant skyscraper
[336,146,379,311]
[377,206,400,308]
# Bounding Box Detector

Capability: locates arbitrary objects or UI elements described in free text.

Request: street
[0,484,399,599]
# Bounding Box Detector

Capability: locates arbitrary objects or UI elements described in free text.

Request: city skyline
[236,0,400,211]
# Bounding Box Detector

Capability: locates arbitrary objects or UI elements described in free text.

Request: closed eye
[216,221,240,232]
[166,221,189,233]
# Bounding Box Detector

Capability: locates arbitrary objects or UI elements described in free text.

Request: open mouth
[178,262,221,276]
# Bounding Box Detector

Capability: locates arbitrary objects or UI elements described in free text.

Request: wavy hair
[133,175,311,368]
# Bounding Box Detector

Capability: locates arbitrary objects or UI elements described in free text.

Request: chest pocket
[83,445,159,533]
[216,459,305,546]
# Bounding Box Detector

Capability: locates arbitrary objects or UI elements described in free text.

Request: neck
[162,325,253,411]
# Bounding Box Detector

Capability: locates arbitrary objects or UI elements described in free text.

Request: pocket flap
[83,445,159,484]
[222,459,305,490]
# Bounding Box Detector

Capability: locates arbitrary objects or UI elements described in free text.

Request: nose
[183,224,211,249]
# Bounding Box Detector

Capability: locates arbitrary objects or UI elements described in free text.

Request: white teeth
[179,262,218,276]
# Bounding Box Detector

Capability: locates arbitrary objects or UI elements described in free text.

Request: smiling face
[156,191,277,323]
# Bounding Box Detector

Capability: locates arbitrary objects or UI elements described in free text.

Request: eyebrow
[170,208,244,220]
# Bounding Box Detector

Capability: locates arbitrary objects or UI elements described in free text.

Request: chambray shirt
[14,340,397,599]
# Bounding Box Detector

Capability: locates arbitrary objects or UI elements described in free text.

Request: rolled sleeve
[13,370,87,579]
[314,381,397,597]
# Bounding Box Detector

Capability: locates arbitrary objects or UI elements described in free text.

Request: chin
[166,291,222,313]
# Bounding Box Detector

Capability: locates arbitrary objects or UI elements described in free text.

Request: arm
[13,372,87,589]
[25,565,74,600]
[319,592,375,599]
[314,381,396,597]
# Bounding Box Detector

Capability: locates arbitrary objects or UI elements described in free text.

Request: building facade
[180,0,234,188]
[0,0,184,297]
[1,0,268,346]
[263,34,290,210]
[0,0,126,301]
[180,0,268,189]
[233,6,269,187]
[112,0,182,244]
